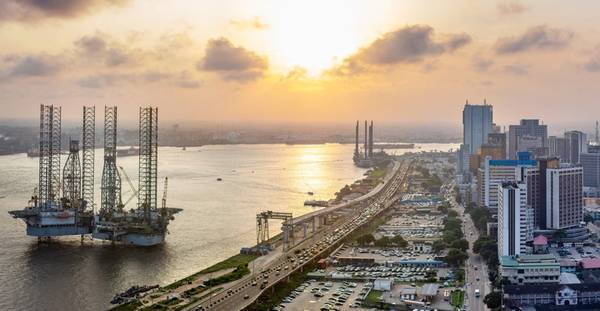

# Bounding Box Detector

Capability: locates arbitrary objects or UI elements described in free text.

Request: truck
[475,289,480,297]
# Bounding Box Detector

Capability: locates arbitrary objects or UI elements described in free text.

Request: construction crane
[118,166,138,208]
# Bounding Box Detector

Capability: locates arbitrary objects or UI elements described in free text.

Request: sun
[267,1,366,76]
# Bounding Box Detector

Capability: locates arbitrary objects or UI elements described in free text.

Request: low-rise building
[504,283,600,308]
[500,254,561,284]
[374,278,393,291]
[400,287,417,300]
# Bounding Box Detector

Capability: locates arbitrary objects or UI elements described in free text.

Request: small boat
[216,178,222,181]
[307,191,314,196]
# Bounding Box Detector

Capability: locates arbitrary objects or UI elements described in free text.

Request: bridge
[184,159,412,311]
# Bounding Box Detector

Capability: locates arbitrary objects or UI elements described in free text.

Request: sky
[1,0,600,129]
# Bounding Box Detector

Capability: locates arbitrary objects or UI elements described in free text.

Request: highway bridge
[185,159,412,311]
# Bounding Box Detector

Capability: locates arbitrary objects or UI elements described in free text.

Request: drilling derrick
[100,106,122,219]
[138,107,158,223]
[81,106,95,211]
[62,140,82,210]
[38,104,62,208]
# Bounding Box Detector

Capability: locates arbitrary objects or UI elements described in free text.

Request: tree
[445,248,468,267]
[447,209,459,219]
[584,214,594,224]
[356,233,375,246]
[432,240,447,253]
[391,235,408,248]
[484,291,502,309]
[553,229,567,240]
[450,239,469,252]
[375,236,391,247]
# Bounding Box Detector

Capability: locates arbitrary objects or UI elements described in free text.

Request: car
[244,294,250,299]
[251,281,257,286]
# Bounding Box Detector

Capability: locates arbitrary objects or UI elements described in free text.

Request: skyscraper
[508,119,548,159]
[458,101,494,172]
[564,130,587,164]
[580,152,600,188]
[548,136,568,162]
[546,165,583,229]
[525,158,583,230]
[463,102,493,156]
[498,181,532,257]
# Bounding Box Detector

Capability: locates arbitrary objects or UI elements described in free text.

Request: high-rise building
[478,152,536,209]
[548,136,568,162]
[463,102,493,155]
[488,132,507,158]
[469,144,505,175]
[508,119,548,159]
[581,152,600,188]
[498,181,533,257]
[564,130,587,164]
[526,158,583,230]
[545,165,583,229]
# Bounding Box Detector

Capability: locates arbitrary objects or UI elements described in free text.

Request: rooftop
[581,258,600,269]
[559,272,581,284]
[500,254,559,267]
[533,235,548,246]
[420,283,439,296]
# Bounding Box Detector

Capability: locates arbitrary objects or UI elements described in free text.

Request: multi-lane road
[186,160,411,311]
[449,193,490,311]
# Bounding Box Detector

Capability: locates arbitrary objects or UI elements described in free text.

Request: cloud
[444,33,473,51]
[78,73,123,88]
[283,66,308,81]
[328,25,471,76]
[582,46,600,73]
[229,16,269,30]
[74,33,135,67]
[472,57,494,72]
[0,0,130,22]
[198,38,268,82]
[0,54,63,81]
[503,62,529,75]
[497,1,528,16]
[494,25,573,54]
[78,71,202,89]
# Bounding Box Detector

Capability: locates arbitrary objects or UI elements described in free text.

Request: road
[185,160,411,311]
[451,196,489,311]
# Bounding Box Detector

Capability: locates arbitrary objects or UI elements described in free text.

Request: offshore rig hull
[9,209,93,236]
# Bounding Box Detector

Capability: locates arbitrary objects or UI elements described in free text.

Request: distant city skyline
[2,1,600,124]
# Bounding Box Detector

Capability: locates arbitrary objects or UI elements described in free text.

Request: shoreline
[0,141,460,157]
[115,162,393,310]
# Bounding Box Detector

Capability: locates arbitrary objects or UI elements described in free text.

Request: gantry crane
[256,211,294,250]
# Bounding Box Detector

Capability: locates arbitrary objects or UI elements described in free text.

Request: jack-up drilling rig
[92,107,181,246]
[9,105,94,238]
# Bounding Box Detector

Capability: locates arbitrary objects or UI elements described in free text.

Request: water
[0,143,457,311]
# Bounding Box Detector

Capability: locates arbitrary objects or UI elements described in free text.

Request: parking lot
[272,280,373,311]
[549,245,600,260]
[335,246,437,263]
